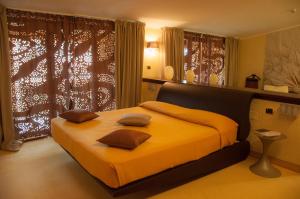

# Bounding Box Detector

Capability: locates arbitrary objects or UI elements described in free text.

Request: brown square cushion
[97,129,151,150]
[59,110,99,123]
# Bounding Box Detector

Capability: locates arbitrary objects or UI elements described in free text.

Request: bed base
[60,82,254,197]
[64,140,250,197]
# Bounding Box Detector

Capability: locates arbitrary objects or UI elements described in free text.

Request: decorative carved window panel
[7,9,115,140]
[184,31,225,85]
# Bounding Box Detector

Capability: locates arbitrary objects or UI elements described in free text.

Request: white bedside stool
[250,129,284,178]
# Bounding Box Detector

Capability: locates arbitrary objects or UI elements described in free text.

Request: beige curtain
[225,37,239,87]
[161,27,184,81]
[115,20,145,109]
[0,5,22,151]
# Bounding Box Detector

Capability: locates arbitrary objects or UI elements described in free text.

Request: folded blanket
[139,101,238,148]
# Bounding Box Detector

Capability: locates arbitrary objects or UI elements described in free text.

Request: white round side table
[250,130,284,178]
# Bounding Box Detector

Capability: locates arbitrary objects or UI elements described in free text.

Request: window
[7,9,115,140]
[184,31,225,85]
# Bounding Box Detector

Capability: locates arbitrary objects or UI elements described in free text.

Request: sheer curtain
[184,31,225,85]
[7,9,116,140]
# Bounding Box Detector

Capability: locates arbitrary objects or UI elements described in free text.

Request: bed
[51,82,254,196]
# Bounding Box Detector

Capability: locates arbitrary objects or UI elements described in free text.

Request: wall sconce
[145,41,159,57]
[146,41,159,49]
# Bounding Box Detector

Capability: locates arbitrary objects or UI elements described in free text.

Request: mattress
[51,102,237,188]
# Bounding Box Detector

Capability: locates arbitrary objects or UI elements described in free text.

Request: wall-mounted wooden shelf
[142,78,300,105]
[142,78,168,84]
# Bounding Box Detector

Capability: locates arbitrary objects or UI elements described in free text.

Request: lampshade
[209,73,219,85]
[164,66,174,80]
[186,69,195,83]
[146,41,159,48]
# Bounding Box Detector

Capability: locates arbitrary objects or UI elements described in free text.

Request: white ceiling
[0,0,299,38]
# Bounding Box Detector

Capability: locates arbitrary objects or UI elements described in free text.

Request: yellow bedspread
[139,101,238,148]
[51,101,237,188]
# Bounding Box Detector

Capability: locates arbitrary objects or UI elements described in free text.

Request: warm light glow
[140,17,187,29]
[164,66,174,80]
[144,29,160,58]
[146,41,159,48]
[144,48,158,57]
[209,73,219,85]
[186,69,195,83]
[145,35,158,42]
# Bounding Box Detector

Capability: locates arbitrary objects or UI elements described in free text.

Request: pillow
[59,110,99,123]
[117,113,151,126]
[97,129,151,150]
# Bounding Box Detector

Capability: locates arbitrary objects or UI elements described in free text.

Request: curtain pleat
[225,37,239,87]
[115,20,145,109]
[0,5,22,151]
[161,27,184,81]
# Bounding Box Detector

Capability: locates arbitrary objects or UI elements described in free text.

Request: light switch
[265,108,273,114]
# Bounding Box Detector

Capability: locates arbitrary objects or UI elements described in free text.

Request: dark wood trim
[142,78,167,84]
[142,78,300,105]
[253,91,300,105]
[63,141,250,197]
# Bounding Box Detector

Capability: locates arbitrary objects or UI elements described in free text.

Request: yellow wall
[143,28,162,79]
[238,36,266,89]
[238,34,300,167]
[249,99,300,166]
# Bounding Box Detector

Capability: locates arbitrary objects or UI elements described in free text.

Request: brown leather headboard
[156,82,254,141]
